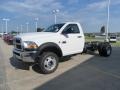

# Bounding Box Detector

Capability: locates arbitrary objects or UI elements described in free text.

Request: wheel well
[40,46,62,57]
[37,43,63,57]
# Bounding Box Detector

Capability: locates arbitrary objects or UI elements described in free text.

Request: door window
[62,24,80,34]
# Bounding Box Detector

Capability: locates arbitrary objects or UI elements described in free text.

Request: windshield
[43,23,65,32]
[110,37,116,39]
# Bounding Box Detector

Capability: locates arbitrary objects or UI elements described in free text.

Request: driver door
[60,24,84,56]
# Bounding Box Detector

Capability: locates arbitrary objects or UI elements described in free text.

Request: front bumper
[13,49,37,62]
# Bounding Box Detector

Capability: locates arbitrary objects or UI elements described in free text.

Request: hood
[15,32,58,41]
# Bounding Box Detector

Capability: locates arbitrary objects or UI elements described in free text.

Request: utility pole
[20,25,23,33]
[26,22,29,33]
[53,9,59,24]
[16,26,19,34]
[106,0,110,42]
[2,18,10,33]
[1,24,3,34]
[35,18,39,32]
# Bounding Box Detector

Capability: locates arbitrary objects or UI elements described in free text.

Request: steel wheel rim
[44,56,57,71]
[107,47,111,55]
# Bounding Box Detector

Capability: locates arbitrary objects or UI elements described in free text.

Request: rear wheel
[98,44,112,57]
[38,52,59,74]
[102,45,112,57]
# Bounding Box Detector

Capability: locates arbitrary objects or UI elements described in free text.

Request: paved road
[0,45,6,90]
[35,47,120,90]
[0,41,10,90]
[0,38,120,90]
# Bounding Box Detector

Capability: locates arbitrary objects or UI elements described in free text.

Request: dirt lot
[0,38,120,90]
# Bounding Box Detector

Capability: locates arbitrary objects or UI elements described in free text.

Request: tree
[100,26,105,35]
[11,31,17,34]
[37,28,44,32]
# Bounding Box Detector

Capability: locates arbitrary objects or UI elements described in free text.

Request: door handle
[77,36,82,38]
[62,41,66,44]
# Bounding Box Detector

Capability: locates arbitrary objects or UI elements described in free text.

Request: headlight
[23,41,38,49]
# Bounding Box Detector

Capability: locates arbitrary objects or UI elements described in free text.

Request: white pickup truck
[13,22,112,74]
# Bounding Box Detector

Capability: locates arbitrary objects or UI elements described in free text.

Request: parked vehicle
[0,33,4,37]
[3,33,17,44]
[109,36,117,43]
[3,34,8,41]
[0,34,2,37]
[13,22,112,74]
[6,33,17,44]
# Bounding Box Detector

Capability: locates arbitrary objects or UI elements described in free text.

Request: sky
[0,0,120,33]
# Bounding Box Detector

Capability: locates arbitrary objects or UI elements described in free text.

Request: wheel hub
[107,48,111,55]
[44,56,56,71]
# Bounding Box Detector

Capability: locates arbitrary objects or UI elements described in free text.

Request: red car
[7,34,16,44]
[3,34,8,41]
[3,33,16,44]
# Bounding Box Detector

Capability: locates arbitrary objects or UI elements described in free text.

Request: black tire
[102,44,112,57]
[82,46,87,53]
[98,44,104,56]
[98,44,112,57]
[38,52,59,74]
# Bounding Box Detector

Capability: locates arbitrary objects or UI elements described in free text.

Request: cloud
[0,0,63,17]
[0,0,120,32]
[67,0,79,5]
[85,0,120,11]
[85,1,107,11]
[112,0,120,5]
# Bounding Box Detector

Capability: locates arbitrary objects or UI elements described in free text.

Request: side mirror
[62,31,68,35]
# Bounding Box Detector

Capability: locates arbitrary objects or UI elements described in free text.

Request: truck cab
[13,22,85,73]
[13,22,112,74]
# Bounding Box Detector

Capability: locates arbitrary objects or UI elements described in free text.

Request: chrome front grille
[14,38,22,51]
[16,39,21,43]
[16,45,22,49]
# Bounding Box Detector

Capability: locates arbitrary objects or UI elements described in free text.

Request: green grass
[85,37,103,42]
[85,36,120,47]
[85,36,96,42]
[111,41,120,47]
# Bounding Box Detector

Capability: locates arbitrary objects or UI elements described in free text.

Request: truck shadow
[10,52,100,74]
[32,56,72,74]
[10,57,33,70]
[9,56,72,73]
[33,47,120,90]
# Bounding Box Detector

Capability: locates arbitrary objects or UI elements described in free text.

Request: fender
[35,42,63,58]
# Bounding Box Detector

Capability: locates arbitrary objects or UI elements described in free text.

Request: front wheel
[38,52,59,74]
